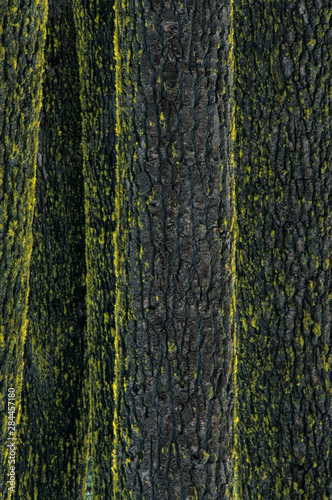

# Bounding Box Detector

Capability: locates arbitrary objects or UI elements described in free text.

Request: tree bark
[0,1,48,496]
[234,1,332,498]
[113,0,235,497]
[15,1,87,497]
[73,1,117,498]
[2,1,331,498]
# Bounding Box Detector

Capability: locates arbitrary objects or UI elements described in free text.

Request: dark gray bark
[113,0,234,498]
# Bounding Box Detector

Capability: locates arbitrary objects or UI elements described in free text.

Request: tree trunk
[0,1,48,496]
[73,1,117,498]
[15,1,87,497]
[113,0,235,497]
[234,1,332,498]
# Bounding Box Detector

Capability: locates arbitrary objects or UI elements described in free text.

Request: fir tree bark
[233,1,332,498]
[0,1,48,496]
[15,1,87,497]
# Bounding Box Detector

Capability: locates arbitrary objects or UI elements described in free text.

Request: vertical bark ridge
[73,0,117,498]
[112,0,136,496]
[15,1,87,497]
[228,0,239,497]
[0,1,48,496]
[234,1,332,498]
[114,0,234,497]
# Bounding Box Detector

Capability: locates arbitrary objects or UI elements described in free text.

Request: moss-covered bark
[2,1,331,498]
[0,1,48,496]
[73,1,117,498]
[14,1,87,497]
[233,1,332,498]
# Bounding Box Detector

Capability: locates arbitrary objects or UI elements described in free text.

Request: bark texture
[113,0,234,498]
[2,1,331,499]
[234,1,332,498]
[15,1,87,497]
[0,1,48,496]
[73,1,117,498]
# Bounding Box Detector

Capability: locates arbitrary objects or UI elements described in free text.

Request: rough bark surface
[113,0,234,498]
[2,1,331,499]
[15,1,87,498]
[73,1,117,498]
[234,1,332,498]
[0,1,47,496]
